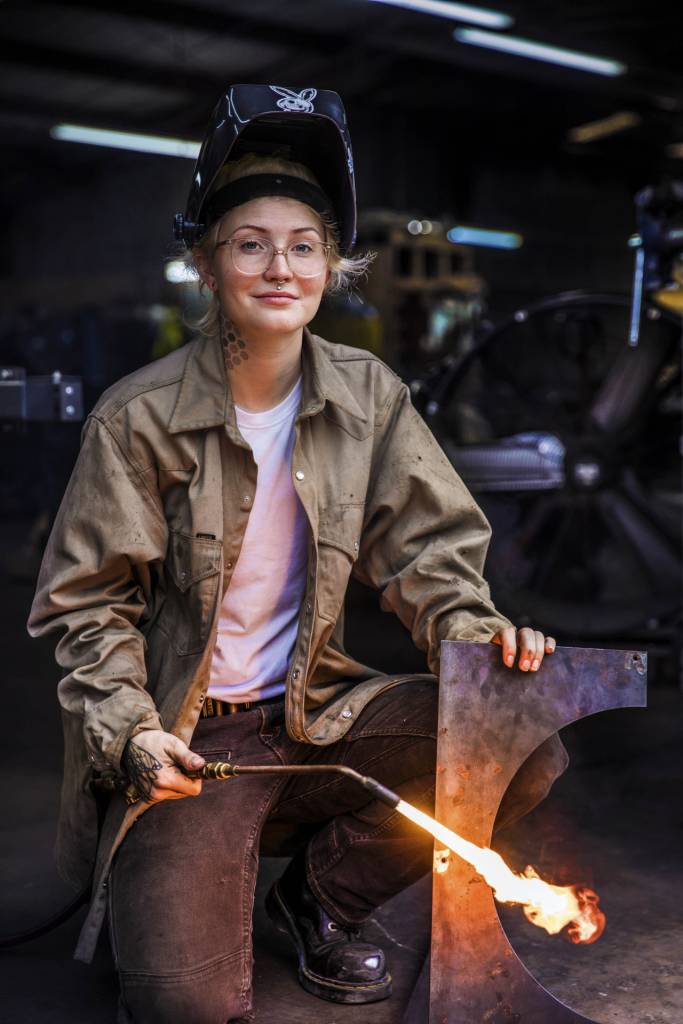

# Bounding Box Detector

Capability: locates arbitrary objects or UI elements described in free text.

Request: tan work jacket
[27,327,512,960]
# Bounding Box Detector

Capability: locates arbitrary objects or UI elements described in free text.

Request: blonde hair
[186,153,375,343]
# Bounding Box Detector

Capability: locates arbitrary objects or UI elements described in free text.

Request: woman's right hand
[122,729,205,803]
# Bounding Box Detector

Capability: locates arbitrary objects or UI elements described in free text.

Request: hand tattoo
[220,314,249,370]
[122,740,163,802]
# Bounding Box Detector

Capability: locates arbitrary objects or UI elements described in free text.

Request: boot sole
[265,881,392,1005]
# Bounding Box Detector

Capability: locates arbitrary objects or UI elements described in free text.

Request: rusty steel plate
[403,641,647,1024]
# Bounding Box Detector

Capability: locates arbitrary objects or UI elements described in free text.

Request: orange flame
[396,799,605,944]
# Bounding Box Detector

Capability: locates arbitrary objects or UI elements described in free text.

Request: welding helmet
[174,84,357,253]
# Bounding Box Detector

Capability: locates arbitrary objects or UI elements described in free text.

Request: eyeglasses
[214,236,332,277]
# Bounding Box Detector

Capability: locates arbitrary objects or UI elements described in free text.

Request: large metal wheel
[428,292,682,637]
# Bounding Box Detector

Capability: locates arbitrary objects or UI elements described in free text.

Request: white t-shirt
[207,377,307,703]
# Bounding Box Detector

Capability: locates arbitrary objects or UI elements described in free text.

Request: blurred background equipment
[357,210,483,373]
[629,179,683,342]
[419,290,681,639]
[0,302,167,578]
[310,290,384,357]
[0,367,82,423]
[411,181,682,645]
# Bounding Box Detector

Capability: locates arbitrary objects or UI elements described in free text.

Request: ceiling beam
[42,0,650,98]
[38,0,343,57]
[3,39,223,95]
[8,1,672,135]
[24,0,659,108]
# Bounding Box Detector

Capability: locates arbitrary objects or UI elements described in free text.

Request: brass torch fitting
[193,761,238,780]
[123,761,238,805]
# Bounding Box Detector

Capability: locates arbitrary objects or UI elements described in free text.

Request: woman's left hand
[491,626,556,672]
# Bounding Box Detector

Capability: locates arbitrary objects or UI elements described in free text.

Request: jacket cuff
[84,698,163,775]
[429,614,515,675]
[452,614,514,643]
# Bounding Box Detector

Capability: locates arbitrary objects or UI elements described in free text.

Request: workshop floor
[1,522,681,1024]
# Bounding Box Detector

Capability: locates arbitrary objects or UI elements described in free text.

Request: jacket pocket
[316,504,364,624]
[158,529,222,655]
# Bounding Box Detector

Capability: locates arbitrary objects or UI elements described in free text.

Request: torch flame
[396,800,605,944]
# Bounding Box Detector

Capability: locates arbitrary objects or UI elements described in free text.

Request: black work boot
[265,854,392,1004]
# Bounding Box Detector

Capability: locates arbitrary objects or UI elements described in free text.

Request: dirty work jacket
[27,327,512,961]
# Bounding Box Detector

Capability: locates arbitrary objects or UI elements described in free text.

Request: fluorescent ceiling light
[51,123,200,159]
[165,261,199,284]
[454,27,626,77]
[368,0,512,29]
[447,226,523,249]
[568,111,641,143]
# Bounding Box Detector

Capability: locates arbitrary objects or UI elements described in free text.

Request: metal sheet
[403,641,647,1024]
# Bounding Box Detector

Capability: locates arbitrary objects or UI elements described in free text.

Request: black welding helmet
[174,84,357,253]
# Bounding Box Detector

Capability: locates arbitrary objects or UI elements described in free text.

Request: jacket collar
[168,326,367,435]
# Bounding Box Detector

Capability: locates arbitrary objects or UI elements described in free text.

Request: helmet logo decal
[270,86,317,113]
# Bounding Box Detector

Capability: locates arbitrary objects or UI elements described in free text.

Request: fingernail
[521,660,530,671]
[531,660,540,671]
[191,756,203,767]
[506,655,514,666]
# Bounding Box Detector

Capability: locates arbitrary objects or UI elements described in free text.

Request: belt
[200,694,284,718]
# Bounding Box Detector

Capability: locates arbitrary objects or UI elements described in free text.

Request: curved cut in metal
[404,640,647,1024]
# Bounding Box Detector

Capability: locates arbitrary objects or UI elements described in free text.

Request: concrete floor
[1,522,682,1023]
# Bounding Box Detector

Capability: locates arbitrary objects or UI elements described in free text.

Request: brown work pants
[110,677,568,1023]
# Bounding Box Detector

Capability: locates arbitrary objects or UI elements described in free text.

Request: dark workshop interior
[0,2,681,1022]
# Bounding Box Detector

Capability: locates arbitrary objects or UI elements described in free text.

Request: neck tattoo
[220,314,249,370]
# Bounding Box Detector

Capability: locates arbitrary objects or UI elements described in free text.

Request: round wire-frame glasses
[214,236,332,277]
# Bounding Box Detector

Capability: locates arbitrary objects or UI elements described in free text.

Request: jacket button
[227,560,233,569]
[341,708,353,720]
[242,495,251,505]
[198,694,205,704]
[305,602,312,614]
[291,669,300,680]
[295,470,305,481]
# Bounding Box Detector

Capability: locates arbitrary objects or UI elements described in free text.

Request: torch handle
[124,761,401,808]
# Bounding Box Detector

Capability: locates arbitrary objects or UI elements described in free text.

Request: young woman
[29,85,566,1023]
